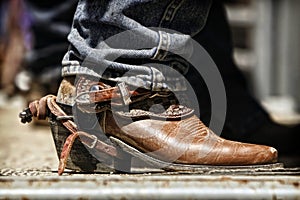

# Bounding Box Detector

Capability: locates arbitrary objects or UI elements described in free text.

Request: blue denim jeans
[61,0,211,89]
[58,0,269,136]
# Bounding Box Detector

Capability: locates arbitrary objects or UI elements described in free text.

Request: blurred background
[1,0,300,122]
[0,0,299,169]
[225,0,300,123]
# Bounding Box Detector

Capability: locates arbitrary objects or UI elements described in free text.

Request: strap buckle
[85,134,98,149]
[118,82,132,105]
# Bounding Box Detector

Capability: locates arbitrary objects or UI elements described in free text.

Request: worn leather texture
[105,111,277,166]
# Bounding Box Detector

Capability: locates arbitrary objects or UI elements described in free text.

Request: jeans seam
[152,0,185,60]
[152,31,170,60]
[159,0,185,28]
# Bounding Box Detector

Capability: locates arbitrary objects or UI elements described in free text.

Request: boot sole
[110,136,285,174]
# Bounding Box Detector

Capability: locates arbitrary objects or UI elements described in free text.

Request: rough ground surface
[0,93,58,175]
[1,92,300,175]
[0,93,300,200]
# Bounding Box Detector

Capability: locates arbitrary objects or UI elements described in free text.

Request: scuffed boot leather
[70,76,278,167]
[106,113,278,165]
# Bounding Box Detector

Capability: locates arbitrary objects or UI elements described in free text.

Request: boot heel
[114,150,132,173]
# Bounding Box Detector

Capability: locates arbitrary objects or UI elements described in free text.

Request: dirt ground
[0,92,300,200]
[0,93,58,172]
[1,92,300,173]
[1,91,299,171]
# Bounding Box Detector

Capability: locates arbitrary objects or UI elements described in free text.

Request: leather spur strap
[75,77,151,107]
[26,95,119,175]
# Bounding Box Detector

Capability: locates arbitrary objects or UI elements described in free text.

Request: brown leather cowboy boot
[41,76,277,174]
[20,76,278,174]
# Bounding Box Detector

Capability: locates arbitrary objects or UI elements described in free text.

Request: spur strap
[75,77,151,106]
[23,95,119,175]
